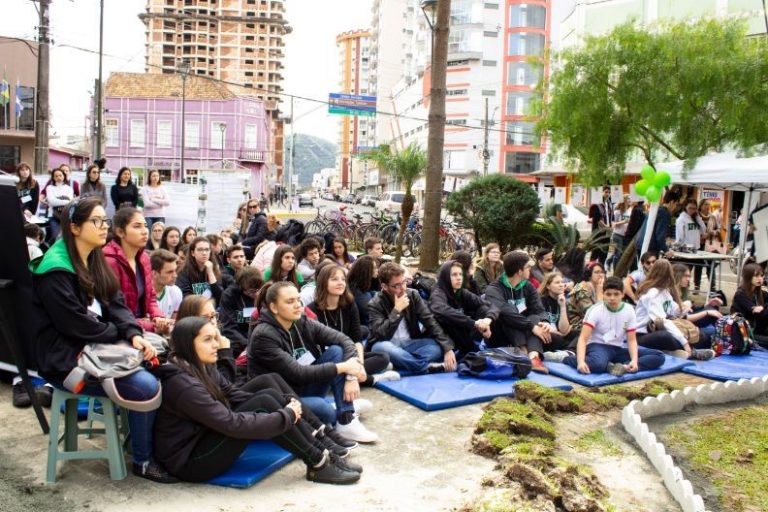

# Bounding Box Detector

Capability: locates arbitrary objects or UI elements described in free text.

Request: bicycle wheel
[440,235,457,261]
[304,220,325,235]
[325,221,344,238]
[409,232,423,258]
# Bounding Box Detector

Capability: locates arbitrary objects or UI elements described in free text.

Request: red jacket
[103,239,163,332]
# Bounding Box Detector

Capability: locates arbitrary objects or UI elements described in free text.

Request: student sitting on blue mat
[429,260,498,357]
[367,262,457,375]
[732,263,768,337]
[537,272,580,359]
[248,282,379,444]
[153,317,362,485]
[484,251,567,374]
[562,276,665,375]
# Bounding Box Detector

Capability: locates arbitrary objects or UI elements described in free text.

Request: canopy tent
[653,152,768,279]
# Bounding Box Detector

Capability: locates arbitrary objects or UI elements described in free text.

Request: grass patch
[664,405,768,512]
[573,430,624,457]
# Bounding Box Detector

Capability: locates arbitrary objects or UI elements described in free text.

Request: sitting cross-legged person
[429,260,498,358]
[563,276,665,375]
[484,251,569,373]
[248,282,379,444]
[367,262,456,375]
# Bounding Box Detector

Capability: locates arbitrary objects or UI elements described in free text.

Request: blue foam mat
[682,350,768,381]
[545,355,694,387]
[207,440,295,488]
[374,372,573,411]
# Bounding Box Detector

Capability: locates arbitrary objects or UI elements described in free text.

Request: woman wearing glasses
[176,237,223,303]
[241,200,269,250]
[103,207,171,334]
[29,197,175,483]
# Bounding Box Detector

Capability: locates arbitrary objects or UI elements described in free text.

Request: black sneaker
[35,385,53,408]
[427,362,445,374]
[330,453,363,474]
[12,383,31,408]
[132,460,180,484]
[306,459,360,485]
[318,432,351,458]
[325,427,358,450]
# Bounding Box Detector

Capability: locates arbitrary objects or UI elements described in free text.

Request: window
[506,91,533,115]
[244,123,258,148]
[156,120,172,148]
[211,122,226,149]
[505,121,539,146]
[504,152,540,174]
[510,4,547,29]
[0,145,20,173]
[105,119,119,147]
[508,32,545,57]
[130,119,145,148]
[507,61,541,86]
[185,120,200,148]
[17,86,34,130]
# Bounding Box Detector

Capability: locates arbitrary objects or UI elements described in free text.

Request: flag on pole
[0,67,9,106]
[15,78,23,117]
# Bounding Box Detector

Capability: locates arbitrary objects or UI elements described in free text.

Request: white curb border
[621,376,768,512]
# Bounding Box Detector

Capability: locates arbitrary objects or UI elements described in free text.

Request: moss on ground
[663,404,768,512]
[466,380,681,512]
[572,430,624,457]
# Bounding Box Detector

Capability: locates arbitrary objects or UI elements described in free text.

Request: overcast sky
[0,0,573,144]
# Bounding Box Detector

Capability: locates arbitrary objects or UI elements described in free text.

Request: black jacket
[307,301,363,343]
[367,288,452,352]
[430,262,498,332]
[350,281,378,327]
[29,240,142,382]
[176,268,223,304]
[247,310,357,387]
[484,274,547,337]
[152,363,295,477]
[241,212,269,247]
[219,284,253,356]
[625,202,646,242]
[110,183,139,209]
[732,288,768,328]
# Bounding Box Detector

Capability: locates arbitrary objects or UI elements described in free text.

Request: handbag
[458,347,532,379]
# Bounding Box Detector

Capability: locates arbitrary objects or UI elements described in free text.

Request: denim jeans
[371,338,443,376]
[299,345,353,423]
[563,343,665,374]
[52,368,159,464]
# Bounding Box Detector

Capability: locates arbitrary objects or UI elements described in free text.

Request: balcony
[239,150,266,162]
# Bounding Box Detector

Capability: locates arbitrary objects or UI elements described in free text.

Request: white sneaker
[384,362,394,372]
[543,350,573,363]
[353,398,373,416]
[372,370,401,384]
[334,417,378,443]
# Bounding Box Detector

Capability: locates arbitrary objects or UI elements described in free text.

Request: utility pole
[287,96,294,211]
[419,0,451,272]
[178,61,189,182]
[95,0,104,160]
[34,0,51,175]
[483,97,490,176]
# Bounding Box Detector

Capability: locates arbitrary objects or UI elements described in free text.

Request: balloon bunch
[634,165,671,202]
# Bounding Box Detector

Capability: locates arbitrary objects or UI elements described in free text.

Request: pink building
[48,146,89,171]
[102,72,271,192]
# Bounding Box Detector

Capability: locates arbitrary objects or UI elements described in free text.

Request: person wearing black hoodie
[248,282,379,444]
[153,317,361,484]
[429,260,498,357]
[219,266,263,358]
[241,202,269,251]
[484,251,554,374]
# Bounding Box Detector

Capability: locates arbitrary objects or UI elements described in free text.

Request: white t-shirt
[675,212,706,247]
[391,317,411,342]
[634,287,681,333]
[629,269,645,287]
[582,302,636,347]
[156,285,183,318]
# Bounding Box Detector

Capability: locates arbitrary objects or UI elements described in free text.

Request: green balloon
[635,179,649,196]
[640,165,656,181]
[654,171,671,188]
[645,185,661,202]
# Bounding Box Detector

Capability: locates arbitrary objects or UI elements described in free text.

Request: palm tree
[363,143,426,262]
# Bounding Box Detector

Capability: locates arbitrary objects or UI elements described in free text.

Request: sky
[0,0,374,143]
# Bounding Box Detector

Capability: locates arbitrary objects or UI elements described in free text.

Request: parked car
[375,191,417,213]
[298,193,313,207]
[322,192,336,201]
[361,194,376,207]
[342,194,360,204]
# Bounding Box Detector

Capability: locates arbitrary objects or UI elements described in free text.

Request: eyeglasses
[87,217,111,229]
[248,205,259,209]
[195,247,211,253]
[386,281,406,290]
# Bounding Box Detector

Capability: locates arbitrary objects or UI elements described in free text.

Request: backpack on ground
[458,347,533,380]
[712,314,754,356]
[411,272,436,300]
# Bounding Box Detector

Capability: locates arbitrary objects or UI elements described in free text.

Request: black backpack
[410,272,436,300]
[458,347,533,379]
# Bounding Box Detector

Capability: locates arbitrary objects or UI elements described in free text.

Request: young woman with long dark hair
[160,226,181,255]
[308,265,398,387]
[329,237,355,269]
[263,244,303,288]
[176,236,223,303]
[473,243,503,294]
[103,207,171,334]
[80,164,107,204]
[732,263,768,336]
[15,161,39,218]
[110,167,139,210]
[347,255,379,327]
[152,316,361,484]
[29,196,174,482]
[141,169,171,228]
[182,226,198,245]
[41,167,74,242]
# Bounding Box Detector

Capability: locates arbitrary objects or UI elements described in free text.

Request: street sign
[328,93,377,117]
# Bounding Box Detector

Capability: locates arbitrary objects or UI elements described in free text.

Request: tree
[445,175,540,252]
[537,19,768,185]
[363,143,426,262]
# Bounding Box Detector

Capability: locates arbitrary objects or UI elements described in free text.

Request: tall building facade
[335,29,372,191]
[140,0,289,180]
[500,1,551,181]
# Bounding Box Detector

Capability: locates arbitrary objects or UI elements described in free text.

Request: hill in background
[287,133,336,187]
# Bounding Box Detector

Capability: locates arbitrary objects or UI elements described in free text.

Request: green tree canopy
[446,174,540,252]
[537,18,768,185]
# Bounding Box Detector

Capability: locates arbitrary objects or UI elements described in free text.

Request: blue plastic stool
[46,388,127,483]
